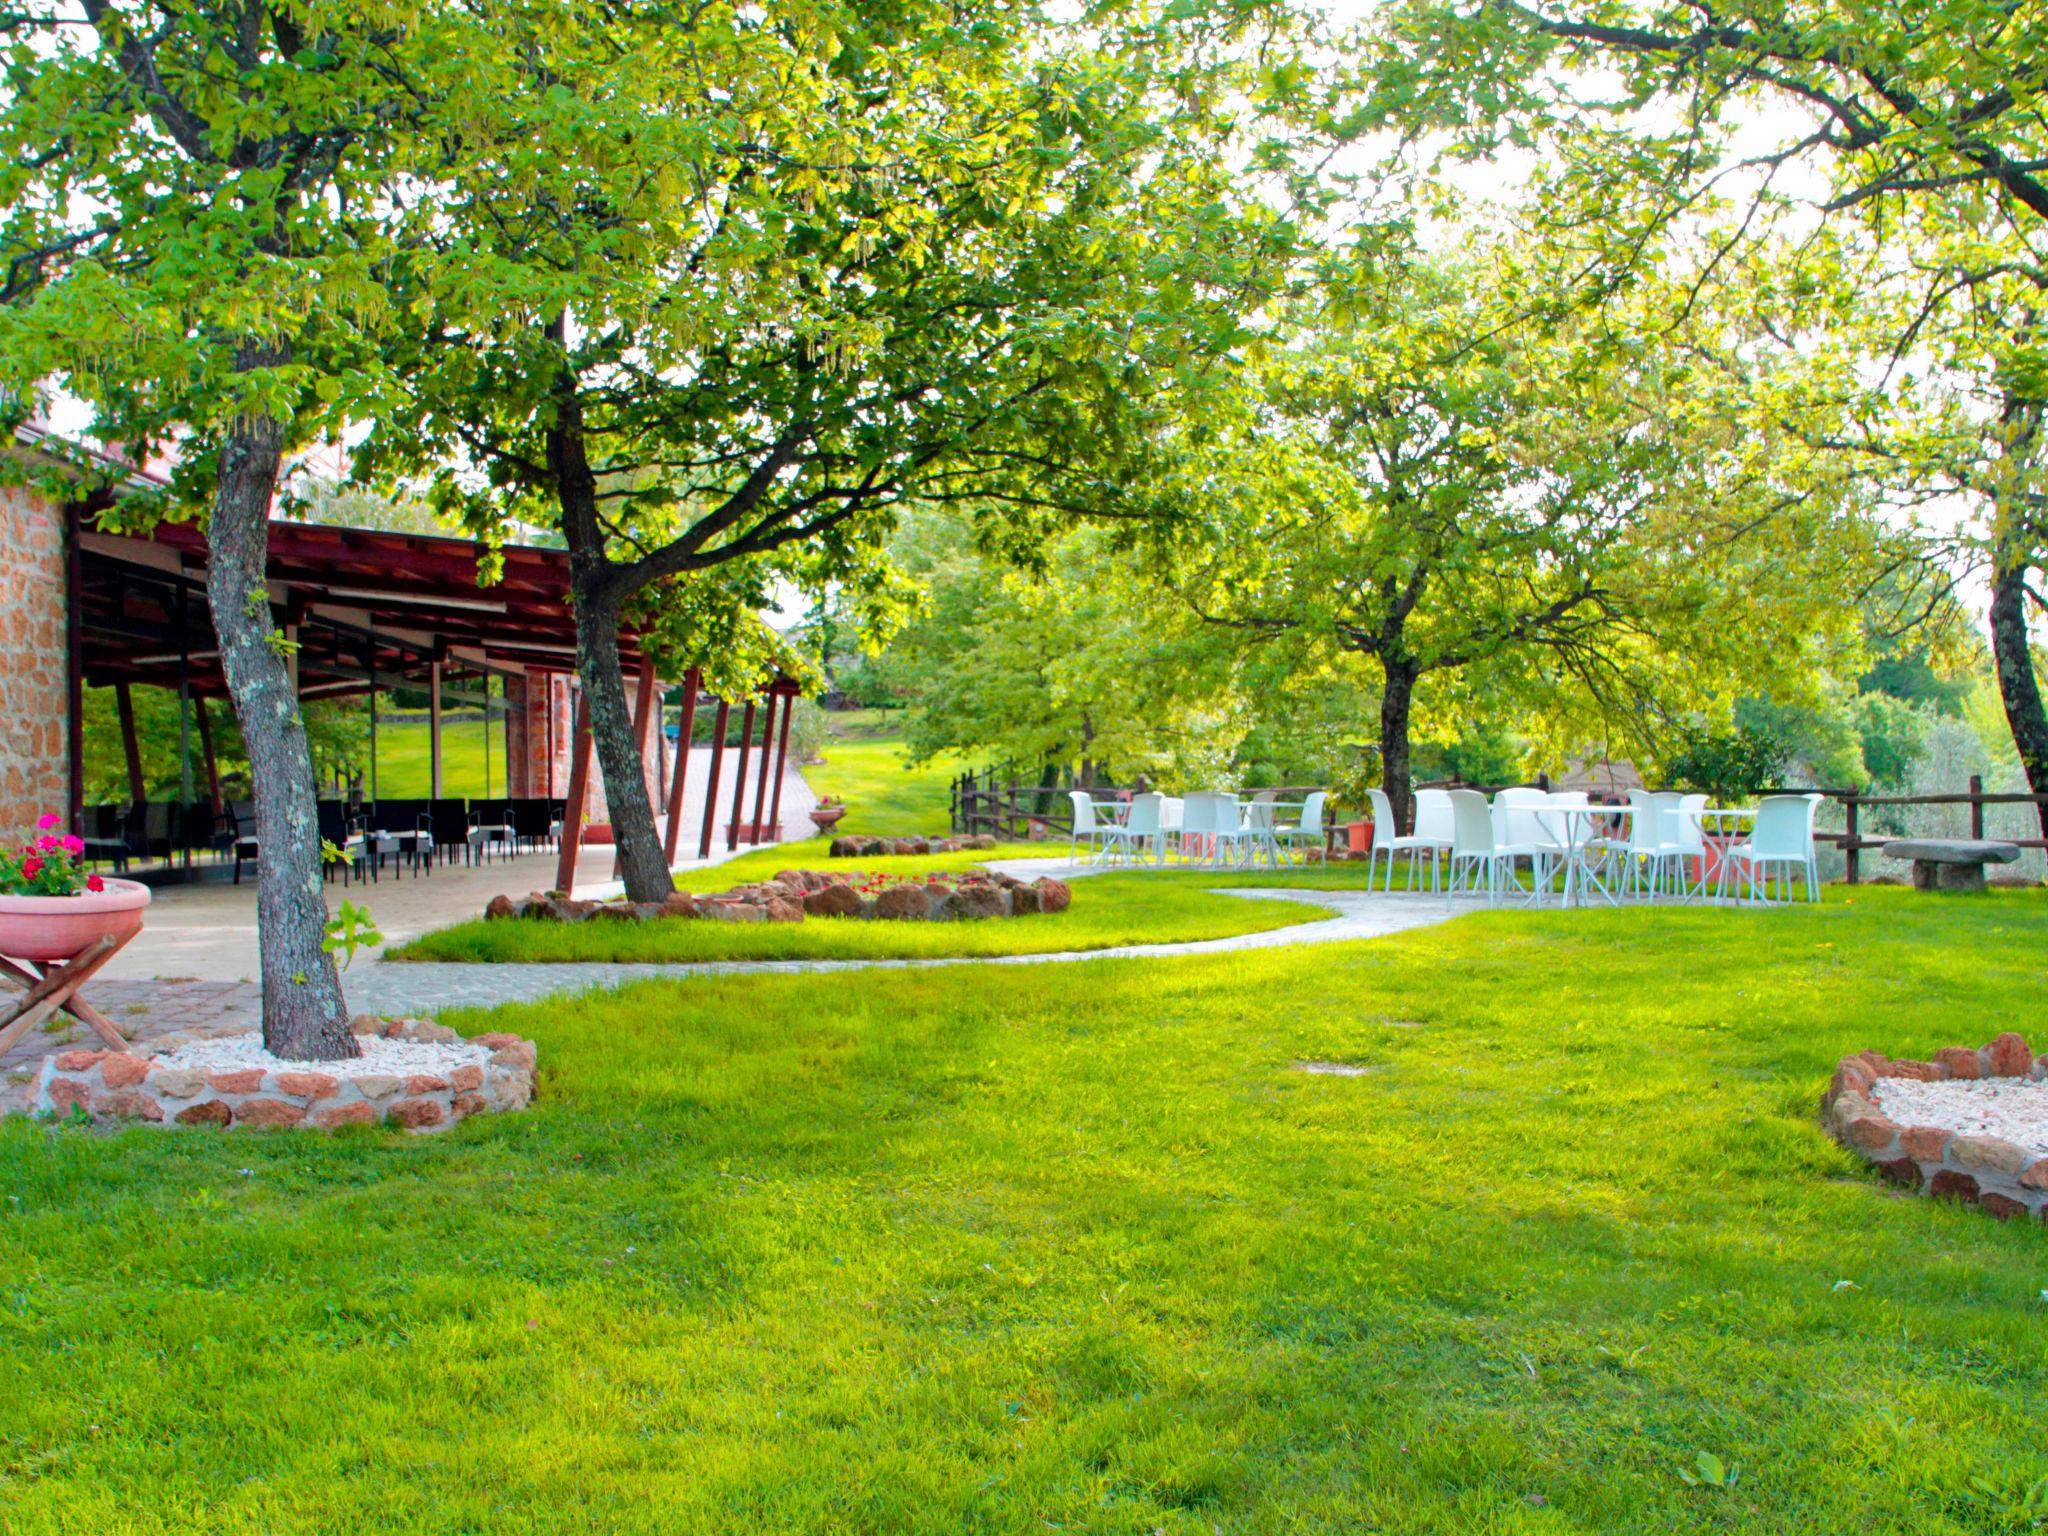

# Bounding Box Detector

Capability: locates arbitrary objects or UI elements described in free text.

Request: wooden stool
[0,931,135,1058]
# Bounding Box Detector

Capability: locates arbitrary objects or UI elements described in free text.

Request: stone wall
[505,672,571,798]
[1823,1032,2048,1220]
[35,1017,537,1132]
[0,482,68,834]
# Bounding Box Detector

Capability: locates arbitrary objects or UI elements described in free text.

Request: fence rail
[952,765,2048,878]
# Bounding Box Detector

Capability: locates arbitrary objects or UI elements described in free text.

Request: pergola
[71,514,804,893]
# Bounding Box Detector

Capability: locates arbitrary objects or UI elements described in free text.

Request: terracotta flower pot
[1346,819,1376,855]
[0,878,151,963]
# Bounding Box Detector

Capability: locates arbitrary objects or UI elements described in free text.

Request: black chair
[316,799,372,884]
[468,797,515,862]
[223,799,261,883]
[510,797,554,853]
[367,797,436,877]
[429,798,473,866]
[79,804,131,874]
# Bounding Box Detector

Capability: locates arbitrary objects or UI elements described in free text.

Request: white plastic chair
[1719,793,1822,904]
[1160,796,1185,862]
[1182,791,1247,868]
[1611,787,1678,898]
[1067,791,1114,863]
[1409,789,1456,892]
[1365,788,1447,892]
[1657,791,1710,899]
[1102,792,1164,865]
[1493,787,1569,900]
[1275,791,1327,863]
[1446,789,1506,904]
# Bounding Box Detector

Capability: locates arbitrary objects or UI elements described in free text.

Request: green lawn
[391,869,1327,962]
[7,888,2048,1530]
[803,722,962,837]
[370,718,511,799]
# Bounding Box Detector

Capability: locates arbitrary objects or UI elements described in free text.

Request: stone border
[34,1016,536,1133]
[1822,1031,2048,1220]
[828,834,998,858]
[488,868,1071,925]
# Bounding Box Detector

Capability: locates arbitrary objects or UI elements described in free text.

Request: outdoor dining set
[1069,786,1828,906]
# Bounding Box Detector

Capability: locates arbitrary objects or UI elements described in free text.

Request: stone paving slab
[2,887,1466,1114]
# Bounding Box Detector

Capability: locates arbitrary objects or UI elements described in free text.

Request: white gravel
[1873,1077,2048,1156]
[155,1033,490,1079]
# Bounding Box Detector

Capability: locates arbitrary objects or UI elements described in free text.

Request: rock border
[34,1015,536,1133]
[1822,1031,2048,1220]
[488,867,1071,925]
[828,834,998,858]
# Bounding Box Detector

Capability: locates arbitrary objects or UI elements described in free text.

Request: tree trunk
[205,353,358,1061]
[1379,660,1419,833]
[547,393,675,903]
[1989,547,2048,839]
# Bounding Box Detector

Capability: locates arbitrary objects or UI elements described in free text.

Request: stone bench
[1881,838,2022,893]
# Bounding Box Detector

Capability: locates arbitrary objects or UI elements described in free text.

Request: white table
[1525,803,1635,908]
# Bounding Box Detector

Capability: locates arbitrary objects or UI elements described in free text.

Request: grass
[803,718,962,837]
[368,718,509,799]
[391,869,1326,963]
[7,887,2048,1530]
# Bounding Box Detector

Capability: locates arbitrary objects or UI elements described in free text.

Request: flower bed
[36,1016,536,1132]
[1822,1031,2048,1220]
[488,867,1071,925]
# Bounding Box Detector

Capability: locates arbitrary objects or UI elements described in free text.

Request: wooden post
[727,698,757,851]
[195,698,223,815]
[1970,773,1985,839]
[64,504,84,834]
[698,699,730,858]
[552,693,593,895]
[114,681,147,808]
[662,669,699,864]
[748,692,775,845]
[366,632,378,806]
[766,689,794,842]
[429,660,444,799]
[1844,792,1860,884]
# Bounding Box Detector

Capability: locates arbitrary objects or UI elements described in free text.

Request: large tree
[357,0,1310,900]
[1372,0,2048,828]
[1156,245,1889,826]
[0,0,446,1057]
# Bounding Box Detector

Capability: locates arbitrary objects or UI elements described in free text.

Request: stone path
[2,884,1467,1111]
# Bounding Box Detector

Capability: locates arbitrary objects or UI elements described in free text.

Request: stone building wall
[0,483,69,835]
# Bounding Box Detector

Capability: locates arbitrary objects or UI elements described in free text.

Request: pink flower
[36,834,58,852]
[85,874,104,893]
[60,834,82,855]
[21,855,42,879]
[36,812,59,831]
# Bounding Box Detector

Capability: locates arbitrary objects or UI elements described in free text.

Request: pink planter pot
[0,878,150,963]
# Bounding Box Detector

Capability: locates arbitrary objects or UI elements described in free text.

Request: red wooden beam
[766,689,795,843]
[727,698,756,852]
[662,666,699,864]
[553,691,593,896]
[748,691,775,845]
[698,699,730,859]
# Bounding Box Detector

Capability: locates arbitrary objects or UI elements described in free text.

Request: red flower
[21,855,43,879]
[86,874,104,893]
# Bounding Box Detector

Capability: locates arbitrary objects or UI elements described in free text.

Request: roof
[79,516,640,699]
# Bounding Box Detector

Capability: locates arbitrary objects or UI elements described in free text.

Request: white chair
[1182,791,1246,868]
[1410,789,1456,892]
[1067,791,1114,863]
[1653,791,1711,899]
[1364,788,1447,892]
[1719,793,1823,904]
[1237,796,1282,868]
[1445,789,1549,905]
[1102,792,1164,865]
[1493,787,1570,901]
[1610,787,1679,898]
[1274,791,1327,862]
[1160,796,1184,861]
